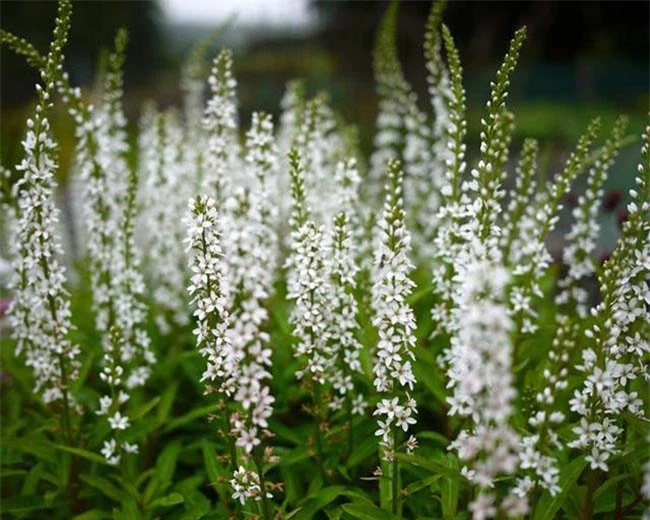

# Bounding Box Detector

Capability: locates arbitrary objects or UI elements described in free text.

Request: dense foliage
[1,1,648,519]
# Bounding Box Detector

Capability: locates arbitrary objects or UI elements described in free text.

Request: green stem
[392,435,400,516]
[222,410,238,470]
[346,395,354,460]
[58,354,73,445]
[614,410,629,519]
[582,468,598,520]
[314,385,326,480]
[253,450,272,520]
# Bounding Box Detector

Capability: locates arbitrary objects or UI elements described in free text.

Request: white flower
[230,466,268,506]
[108,411,130,430]
[101,439,120,466]
[351,394,368,416]
[469,493,496,520]
[96,396,112,416]
[374,420,391,444]
[236,426,260,454]
[585,447,609,472]
[122,442,139,454]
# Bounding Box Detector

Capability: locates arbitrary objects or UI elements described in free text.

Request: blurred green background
[1,0,648,205]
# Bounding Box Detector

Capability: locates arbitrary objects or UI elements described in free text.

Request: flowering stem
[253,449,272,520]
[313,384,326,480]
[36,205,74,447]
[32,176,72,437]
[582,468,598,519]
[391,433,399,516]
[614,427,628,519]
[220,408,238,470]
[58,354,73,445]
[346,395,354,460]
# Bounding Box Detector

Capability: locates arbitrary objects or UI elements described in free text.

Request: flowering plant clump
[0,1,648,519]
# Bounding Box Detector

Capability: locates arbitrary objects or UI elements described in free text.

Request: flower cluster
[1,14,154,465]
[432,25,530,518]
[202,49,239,200]
[567,125,650,471]
[323,211,365,412]
[446,261,525,516]
[556,116,627,316]
[185,195,234,391]
[138,110,191,332]
[370,3,448,257]
[231,466,272,506]
[223,113,280,460]
[429,24,468,336]
[371,159,418,460]
[515,317,575,497]
[7,0,80,409]
[513,117,629,493]
[506,119,601,334]
[185,188,277,503]
[286,149,331,384]
[85,31,154,463]
[187,76,284,504]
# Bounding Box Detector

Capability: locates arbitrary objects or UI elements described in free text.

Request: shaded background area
[1,0,648,185]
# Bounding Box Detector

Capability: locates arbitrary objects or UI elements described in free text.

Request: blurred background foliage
[1,0,648,190]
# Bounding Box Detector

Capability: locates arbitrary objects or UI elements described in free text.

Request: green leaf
[2,495,64,513]
[270,419,303,445]
[275,445,310,467]
[22,464,59,495]
[326,509,343,520]
[0,468,28,478]
[156,441,182,488]
[404,474,441,496]
[147,492,185,509]
[292,486,371,520]
[80,474,127,502]
[73,509,110,520]
[5,434,56,463]
[340,503,395,520]
[143,441,182,503]
[346,434,377,467]
[201,441,222,486]
[418,431,449,447]
[130,396,161,421]
[394,453,460,481]
[54,444,110,465]
[115,497,143,520]
[163,404,219,433]
[593,473,634,514]
[532,456,588,520]
[156,382,178,425]
[441,453,459,518]
[412,346,447,406]
[73,352,97,394]
[178,484,210,519]
[135,468,155,489]
[593,473,629,502]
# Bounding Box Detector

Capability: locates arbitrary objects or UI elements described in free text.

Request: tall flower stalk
[90,30,154,464]
[324,211,366,453]
[371,159,418,514]
[568,122,649,517]
[286,148,331,476]
[185,193,276,515]
[8,0,79,427]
